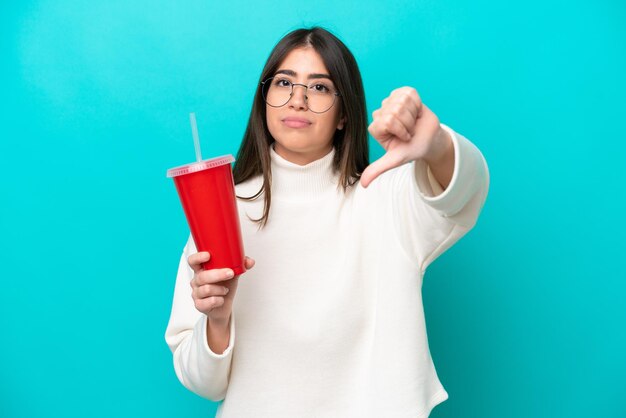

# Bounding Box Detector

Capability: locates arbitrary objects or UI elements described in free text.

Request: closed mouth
[282,117,312,128]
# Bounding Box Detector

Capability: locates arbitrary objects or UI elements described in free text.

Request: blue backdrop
[1,1,625,417]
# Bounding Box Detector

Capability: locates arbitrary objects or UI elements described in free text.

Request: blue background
[1,1,625,417]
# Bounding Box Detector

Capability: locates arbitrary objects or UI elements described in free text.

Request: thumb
[360,152,404,188]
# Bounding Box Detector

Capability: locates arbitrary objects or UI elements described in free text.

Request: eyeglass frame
[260,76,342,114]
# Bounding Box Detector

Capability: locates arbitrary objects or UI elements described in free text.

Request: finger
[398,87,422,111]
[194,296,225,312]
[368,118,394,141]
[393,89,422,122]
[397,98,419,123]
[360,152,407,188]
[188,252,210,273]
[373,106,414,138]
[244,256,256,270]
[194,284,230,299]
[196,268,235,286]
[381,114,412,143]
[389,104,418,138]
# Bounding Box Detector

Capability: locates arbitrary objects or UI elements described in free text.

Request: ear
[337,115,346,130]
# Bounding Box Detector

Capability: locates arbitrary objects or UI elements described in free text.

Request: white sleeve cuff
[196,312,236,358]
[412,123,487,218]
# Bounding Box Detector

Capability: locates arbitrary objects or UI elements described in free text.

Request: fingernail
[224,287,229,294]
[227,270,234,278]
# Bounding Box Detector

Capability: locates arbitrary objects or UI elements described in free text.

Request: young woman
[165,27,489,418]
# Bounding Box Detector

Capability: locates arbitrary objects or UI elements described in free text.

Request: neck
[272,142,334,166]
[269,143,338,199]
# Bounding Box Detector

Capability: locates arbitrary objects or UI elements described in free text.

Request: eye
[274,78,292,87]
[311,83,330,93]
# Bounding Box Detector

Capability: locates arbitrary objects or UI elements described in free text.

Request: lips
[282,117,312,129]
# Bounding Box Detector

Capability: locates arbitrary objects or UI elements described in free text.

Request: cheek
[266,108,279,136]
[319,112,340,135]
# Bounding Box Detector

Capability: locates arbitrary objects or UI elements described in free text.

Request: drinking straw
[189,112,202,162]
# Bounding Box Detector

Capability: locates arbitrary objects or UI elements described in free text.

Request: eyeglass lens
[261,77,338,113]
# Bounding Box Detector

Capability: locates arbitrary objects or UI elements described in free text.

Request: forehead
[276,47,328,75]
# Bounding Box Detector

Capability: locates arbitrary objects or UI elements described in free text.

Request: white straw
[189,112,202,162]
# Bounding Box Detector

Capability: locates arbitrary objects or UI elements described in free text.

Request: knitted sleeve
[164,234,236,401]
[387,123,490,272]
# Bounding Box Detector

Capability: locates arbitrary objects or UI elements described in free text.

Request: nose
[288,83,308,110]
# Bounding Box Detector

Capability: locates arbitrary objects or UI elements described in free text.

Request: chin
[275,137,316,153]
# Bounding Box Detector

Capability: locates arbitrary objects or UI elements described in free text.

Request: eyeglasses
[260,76,341,114]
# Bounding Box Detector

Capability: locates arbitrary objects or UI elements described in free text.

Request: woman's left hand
[360,86,448,188]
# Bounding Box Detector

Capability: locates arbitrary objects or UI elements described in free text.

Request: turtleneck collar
[269,143,339,198]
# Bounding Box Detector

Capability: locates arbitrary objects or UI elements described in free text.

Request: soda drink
[167,155,246,275]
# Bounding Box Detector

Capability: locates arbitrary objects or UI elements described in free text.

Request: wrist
[423,126,453,166]
[208,315,231,330]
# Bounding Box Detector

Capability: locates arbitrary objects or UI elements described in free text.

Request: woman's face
[265,47,345,166]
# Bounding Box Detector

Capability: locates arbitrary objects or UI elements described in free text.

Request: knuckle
[206,284,219,296]
[392,104,403,116]
[212,284,223,296]
[196,284,206,298]
[207,296,222,308]
[200,285,211,297]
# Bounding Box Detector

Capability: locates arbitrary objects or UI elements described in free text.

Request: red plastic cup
[167,155,246,275]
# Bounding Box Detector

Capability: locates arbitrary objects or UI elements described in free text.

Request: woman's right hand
[188,252,255,323]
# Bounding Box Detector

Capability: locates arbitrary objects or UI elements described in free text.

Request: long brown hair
[233,27,369,229]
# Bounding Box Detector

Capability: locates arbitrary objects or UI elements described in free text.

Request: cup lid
[166,155,235,178]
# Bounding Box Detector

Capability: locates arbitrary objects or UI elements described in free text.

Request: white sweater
[165,123,490,418]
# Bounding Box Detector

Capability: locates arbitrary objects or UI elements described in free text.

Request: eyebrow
[274,69,332,80]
